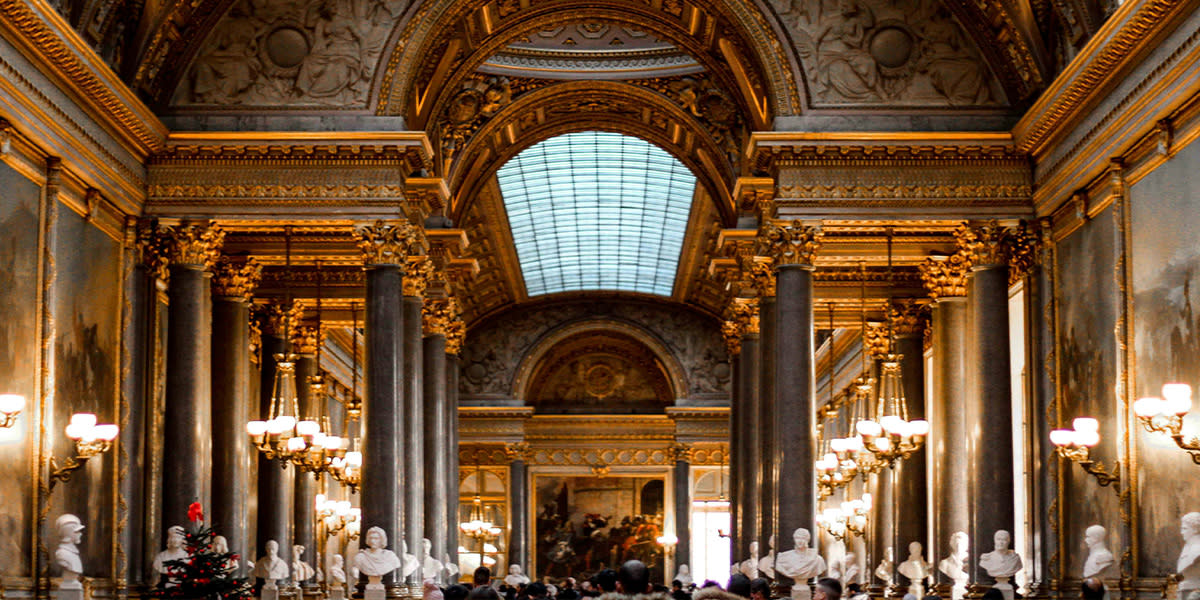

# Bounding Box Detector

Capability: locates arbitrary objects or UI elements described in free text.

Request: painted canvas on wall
[0,162,42,574]
[50,207,121,578]
[1055,205,1122,577]
[1131,139,1200,576]
[533,475,666,582]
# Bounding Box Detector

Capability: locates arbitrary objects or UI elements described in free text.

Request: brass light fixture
[50,413,119,490]
[1135,382,1200,465]
[817,302,851,497]
[0,394,25,428]
[1050,417,1120,488]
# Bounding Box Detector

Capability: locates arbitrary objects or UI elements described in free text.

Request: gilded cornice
[747,132,1022,172]
[732,176,773,215]
[160,220,224,269]
[758,220,822,267]
[154,132,434,171]
[356,221,425,267]
[919,253,971,300]
[0,0,166,155]
[211,256,262,301]
[1012,0,1199,157]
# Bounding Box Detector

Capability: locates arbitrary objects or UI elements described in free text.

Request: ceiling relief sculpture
[480,23,702,80]
[770,0,1008,107]
[525,331,675,414]
[169,0,406,107]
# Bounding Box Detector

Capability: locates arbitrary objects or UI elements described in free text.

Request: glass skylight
[496,131,696,296]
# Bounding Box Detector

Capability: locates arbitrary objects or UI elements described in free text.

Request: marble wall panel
[0,161,42,575]
[1055,204,1122,578]
[1130,138,1200,577]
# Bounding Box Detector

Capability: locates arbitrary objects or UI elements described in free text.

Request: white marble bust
[843,552,860,586]
[1083,525,1115,579]
[979,530,1023,579]
[759,535,777,579]
[444,554,460,580]
[153,525,189,587]
[898,541,931,597]
[354,527,402,577]
[741,541,761,578]
[330,554,347,584]
[874,547,893,587]
[1178,512,1200,600]
[775,528,826,600]
[938,532,969,600]
[254,540,290,585]
[674,564,693,587]
[54,514,85,590]
[293,544,315,582]
[401,540,420,578]
[423,539,445,580]
[506,564,531,587]
[213,535,238,573]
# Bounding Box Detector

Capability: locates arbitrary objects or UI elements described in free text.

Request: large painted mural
[1055,205,1122,577]
[0,162,42,574]
[1131,139,1200,576]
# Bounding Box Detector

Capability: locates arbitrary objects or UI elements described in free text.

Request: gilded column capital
[864,321,890,359]
[445,315,466,356]
[159,220,225,269]
[422,297,460,338]
[135,220,172,282]
[356,220,425,267]
[729,297,760,336]
[255,302,303,337]
[759,220,823,268]
[740,255,776,297]
[249,317,263,366]
[721,320,742,356]
[954,221,1014,269]
[1007,222,1039,286]
[504,442,533,462]
[403,257,436,297]
[919,253,970,301]
[668,442,695,463]
[211,256,263,301]
[889,300,928,338]
[291,325,321,355]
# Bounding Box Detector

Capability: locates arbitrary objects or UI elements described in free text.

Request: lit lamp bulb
[1162,383,1193,416]
[65,413,97,440]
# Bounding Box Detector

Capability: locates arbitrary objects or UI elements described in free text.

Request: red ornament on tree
[188,502,204,523]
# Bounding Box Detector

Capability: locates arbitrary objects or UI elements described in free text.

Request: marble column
[403,289,425,590]
[357,222,415,590]
[891,303,927,575]
[161,222,223,534]
[758,293,776,553]
[763,222,822,584]
[446,344,462,570]
[424,326,450,581]
[293,334,319,586]
[508,444,531,572]
[728,297,760,563]
[256,316,294,579]
[210,257,261,576]
[958,224,1015,586]
[672,445,692,571]
[869,465,894,592]
[728,339,741,560]
[920,255,971,590]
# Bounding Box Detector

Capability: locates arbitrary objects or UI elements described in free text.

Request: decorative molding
[402,257,435,297]
[888,299,928,337]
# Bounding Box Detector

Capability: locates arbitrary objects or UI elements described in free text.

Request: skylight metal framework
[496,131,697,297]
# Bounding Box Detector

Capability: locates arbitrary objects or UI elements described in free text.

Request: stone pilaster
[423,297,456,582]
[506,442,533,573]
[670,443,694,571]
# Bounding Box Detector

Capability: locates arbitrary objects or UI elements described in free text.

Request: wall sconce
[0,394,25,428]
[50,413,118,491]
[656,533,678,554]
[1050,417,1119,489]
[1134,383,1200,465]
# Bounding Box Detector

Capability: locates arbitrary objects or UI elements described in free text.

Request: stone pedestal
[993,578,1014,600]
[262,583,280,600]
[329,587,346,600]
[365,576,386,600]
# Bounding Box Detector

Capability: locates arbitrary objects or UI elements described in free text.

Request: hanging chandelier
[328,301,363,492]
[854,230,928,467]
[829,263,884,480]
[817,302,853,498]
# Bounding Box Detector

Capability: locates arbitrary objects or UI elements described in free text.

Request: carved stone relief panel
[171,0,407,107]
[768,0,1007,106]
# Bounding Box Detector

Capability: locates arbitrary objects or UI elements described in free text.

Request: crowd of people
[424,562,845,600]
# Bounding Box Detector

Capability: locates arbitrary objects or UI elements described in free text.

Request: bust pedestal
[791,581,811,600]
[261,580,279,600]
[329,587,346,600]
[365,575,386,600]
[993,577,1014,600]
[53,582,83,600]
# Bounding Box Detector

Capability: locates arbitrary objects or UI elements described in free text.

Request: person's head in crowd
[814,578,842,600]
[597,569,619,593]
[672,581,683,592]
[528,583,549,599]
[1081,578,1106,600]
[447,585,472,600]
[981,589,1005,600]
[701,581,720,589]
[618,560,652,595]
[750,578,771,600]
[475,567,492,587]
[727,574,751,599]
[469,586,503,600]
[846,584,862,596]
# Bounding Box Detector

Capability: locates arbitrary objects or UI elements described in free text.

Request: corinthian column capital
[954,221,1015,269]
[919,253,970,301]
[211,256,263,301]
[356,220,425,267]
[160,220,225,269]
[759,220,823,268]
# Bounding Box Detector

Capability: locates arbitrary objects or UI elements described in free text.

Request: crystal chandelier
[855,230,928,468]
[460,460,502,566]
[816,492,871,543]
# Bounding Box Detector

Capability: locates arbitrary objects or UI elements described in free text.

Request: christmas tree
[153,503,254,600]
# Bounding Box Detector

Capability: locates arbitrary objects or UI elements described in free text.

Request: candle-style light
[50,413,119,490]
[0,394,25,428]
[1134,382,1200,465]
[1050,417,1120,487]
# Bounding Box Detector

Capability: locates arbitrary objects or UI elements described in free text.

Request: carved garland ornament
[356,221,424,266]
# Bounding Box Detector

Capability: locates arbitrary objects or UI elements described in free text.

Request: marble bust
[843,552,860,586]
[1083,525,1115,579]
[293,544,315,582]
[54,514,85,590]
[874,547,893,587]
[330,554,347,584]
[506,564,531,587]
[898,542,931,598]
[979,530,1022,579]
[213,536,238,573]
[674,564,693,587]
[254,540,290,586]
[153,526,189,587]
[423,539,445,581]
[444,554,460,580]
[1178,512,1200,600]
[354,527,403,578]
[741,541,761,578]
[401,540,420,579]
[775,528,826,600]
[759,535,777,579]
[939,532,969,600]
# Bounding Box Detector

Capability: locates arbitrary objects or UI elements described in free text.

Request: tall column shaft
[446,353,461,569]
[929,298,969,582]
[967,265,1014,584]
[893,331,927,565]
[294,353,317,583]
[673,456,691,572]
[403,295,425,586]
[120,254,151,585]
[424,334,450,580]
[256,332,294,578]
[729,353,741,559]
[163,264,214,529]
[510,456,529,571]
[774,264,816,575]
[869,466,894,589]
[363,265,405,588]
[211,293,253,576]
[758,297,777,551]
[740,334,761,561]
